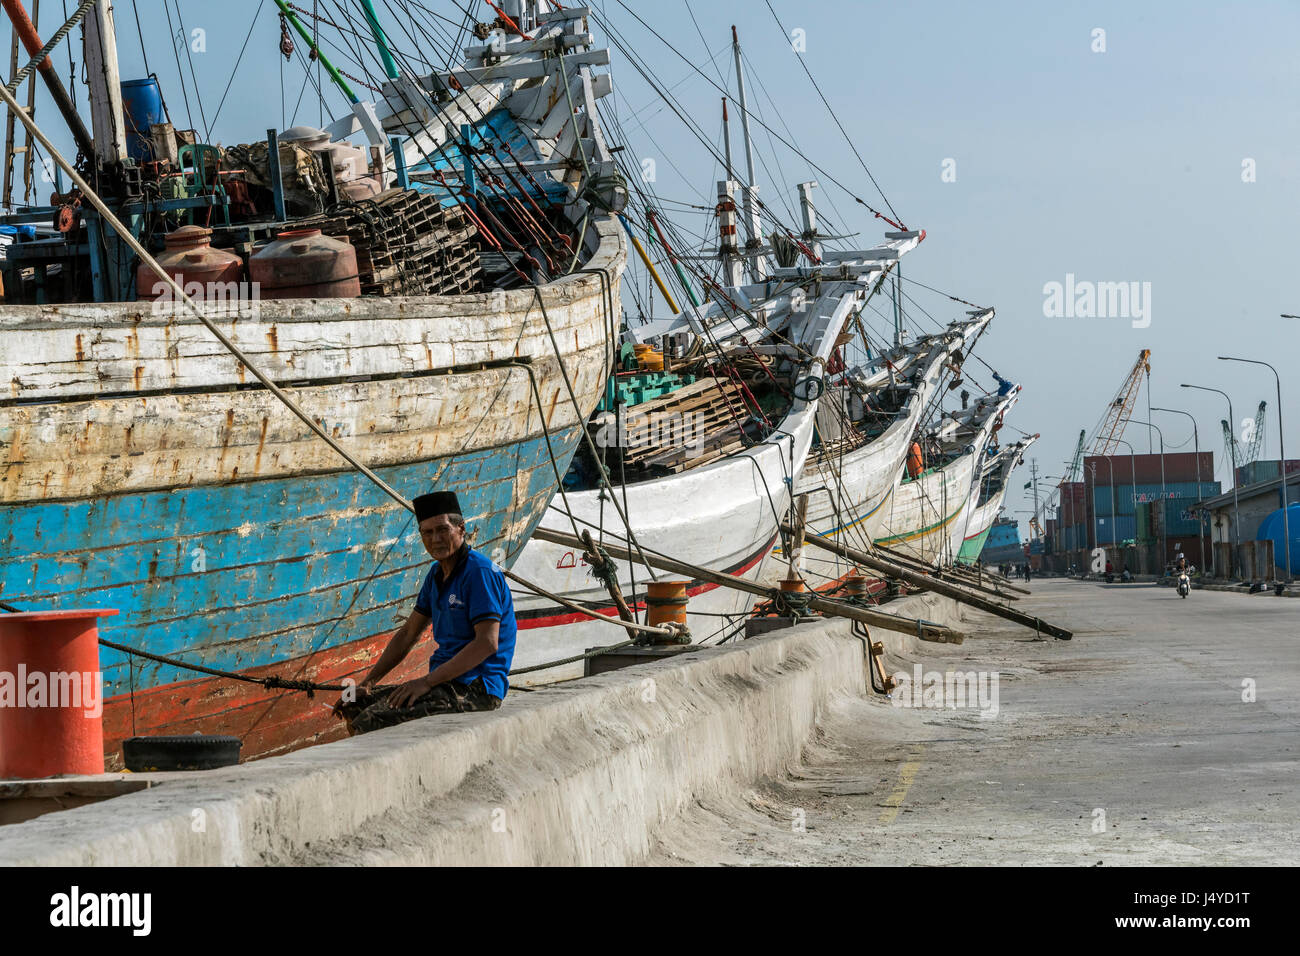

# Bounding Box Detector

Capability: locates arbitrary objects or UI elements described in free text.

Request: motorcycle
[1177,568,1192,598]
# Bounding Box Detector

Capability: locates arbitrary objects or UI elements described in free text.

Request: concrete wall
[0,595,963,867]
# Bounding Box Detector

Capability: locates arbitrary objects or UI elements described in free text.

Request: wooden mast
[730,25,766,281]
[83,0,126,164]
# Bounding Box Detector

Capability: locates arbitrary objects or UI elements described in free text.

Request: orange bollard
[645,581,688,627]
[0,609,117,779]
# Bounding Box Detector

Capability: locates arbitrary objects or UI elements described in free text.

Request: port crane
[1221,400,1267,474]
[1041,352,1151,552]
[1091,349,1152,455]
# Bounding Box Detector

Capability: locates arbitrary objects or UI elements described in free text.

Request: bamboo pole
[946,560,1029,598]
[787,524,1073,640]
[877,541,1026,600]
[530,526,966,644]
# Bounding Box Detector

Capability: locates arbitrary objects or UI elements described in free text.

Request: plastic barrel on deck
[120,77,164,162]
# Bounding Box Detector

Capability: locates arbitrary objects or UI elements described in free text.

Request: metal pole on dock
[1183,383,1241,576]
[1219,357,1291,582]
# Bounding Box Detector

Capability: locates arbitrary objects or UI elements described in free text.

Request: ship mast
[730,25,766,281]
[83,0,126,165]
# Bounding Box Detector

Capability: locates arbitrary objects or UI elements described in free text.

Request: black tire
[122,734,241,772]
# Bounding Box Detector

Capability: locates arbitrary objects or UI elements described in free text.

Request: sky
[7,0,1299,537]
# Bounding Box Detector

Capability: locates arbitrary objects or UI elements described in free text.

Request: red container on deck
[136,225,244,301]
[250,227,361,299]
[0,609,117,779]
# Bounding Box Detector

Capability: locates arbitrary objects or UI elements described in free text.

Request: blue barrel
[120,77,164,162]
[1256,502,1300,574]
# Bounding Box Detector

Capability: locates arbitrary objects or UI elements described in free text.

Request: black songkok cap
[413,491,462,522]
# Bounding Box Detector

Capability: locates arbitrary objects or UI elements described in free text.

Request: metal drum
[250,228,361,299]
[136,225,244,301]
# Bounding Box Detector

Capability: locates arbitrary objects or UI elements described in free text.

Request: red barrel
[136,225,244,301]
[250,227,361,299]
[0,609,117,779]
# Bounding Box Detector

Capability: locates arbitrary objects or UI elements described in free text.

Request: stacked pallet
[301,189,482,296]
[611,376,776,480]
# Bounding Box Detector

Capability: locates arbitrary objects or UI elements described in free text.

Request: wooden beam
[788,524,1074,640]
[529,526,966,644]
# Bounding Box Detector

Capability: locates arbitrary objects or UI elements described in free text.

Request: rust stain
[147,558,159,580]
[267,325,279,352]
[75,333,85,362]
[133,366,144,390]
[124,424,133,450]
[254,416,269,472]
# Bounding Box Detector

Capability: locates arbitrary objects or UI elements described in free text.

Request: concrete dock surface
[2,581,1295,866]
[650,579,1300,865]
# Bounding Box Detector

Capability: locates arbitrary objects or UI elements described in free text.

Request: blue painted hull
[0,425,581,700]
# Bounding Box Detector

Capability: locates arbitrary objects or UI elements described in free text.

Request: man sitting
[334,490,517,734]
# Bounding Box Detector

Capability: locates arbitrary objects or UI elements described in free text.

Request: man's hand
[386,675,434,709]
[330,676,378,719]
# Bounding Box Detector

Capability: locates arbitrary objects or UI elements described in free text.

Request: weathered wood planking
[1,344,604,501]
[1,267,613,400]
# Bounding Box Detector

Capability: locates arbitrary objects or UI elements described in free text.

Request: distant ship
[980,516,1025,566]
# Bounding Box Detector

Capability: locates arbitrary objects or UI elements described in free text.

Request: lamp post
[1124,420,1167,568]
[1219,356,1291,583]
[1152,406,1209,577]
[1182,383,1241,577]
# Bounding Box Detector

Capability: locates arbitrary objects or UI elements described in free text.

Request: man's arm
[359,607,432,689]
[386,619,499,708]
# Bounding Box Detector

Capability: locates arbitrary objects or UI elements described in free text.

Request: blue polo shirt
[414,545,517,700]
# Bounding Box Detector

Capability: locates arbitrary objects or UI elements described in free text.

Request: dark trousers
[339,677,501,735]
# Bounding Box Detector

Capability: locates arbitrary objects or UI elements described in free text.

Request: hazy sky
[9,0,1298,535]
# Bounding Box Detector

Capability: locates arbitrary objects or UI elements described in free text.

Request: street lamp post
[1124,420,1167,569]
[1219,356,1291,583]
[1152,406,1209,577]
[1182,383,1241,578]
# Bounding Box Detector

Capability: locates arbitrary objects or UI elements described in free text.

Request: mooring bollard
[0,609,117,779]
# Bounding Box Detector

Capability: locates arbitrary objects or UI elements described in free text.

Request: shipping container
[1095,514,1136,545]
[1235,460,1300,488]
[1164,498,1208,537]
[1093,485,1117,517]
[1084,452,1212,486]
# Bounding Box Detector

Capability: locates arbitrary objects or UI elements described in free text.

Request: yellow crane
[1091,349,1151,455]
